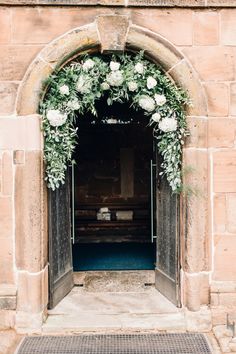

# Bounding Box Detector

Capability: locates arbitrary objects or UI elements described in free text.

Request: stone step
[43,312,186,334]
[73,270,155,292]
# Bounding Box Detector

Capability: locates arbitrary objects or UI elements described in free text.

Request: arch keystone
[96,15,130,53]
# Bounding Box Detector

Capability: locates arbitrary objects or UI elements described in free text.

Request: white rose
[107,118,117,124]
[134,62,144,74]
[82,59,95,71]
[101,82,110,90]
[110,61,120,71]
[67,99,80,110]
[106,70,124,87]
[154,94,167,106]
[128,81,138,92]
[151,112,161,122]
[47,109,67,127]
[159,117,177,132]
[138,95,156,112]
[76,76,91,94]
[147,76,157,90]
[59,84,69,95]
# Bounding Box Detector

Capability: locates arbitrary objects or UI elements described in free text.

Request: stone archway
[15,16,209,332]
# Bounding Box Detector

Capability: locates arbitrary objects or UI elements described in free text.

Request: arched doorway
[47,60,180,309]
[14,18,208,332]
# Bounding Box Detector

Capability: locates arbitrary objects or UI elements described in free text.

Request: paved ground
[44,271,185,333]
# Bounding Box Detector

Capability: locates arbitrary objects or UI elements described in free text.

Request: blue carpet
[72,243,156,271]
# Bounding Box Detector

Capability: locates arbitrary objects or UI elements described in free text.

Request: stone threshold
[42,309,212,334]
[1,0,236,7]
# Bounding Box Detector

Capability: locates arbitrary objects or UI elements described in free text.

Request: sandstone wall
[0,3,236,331]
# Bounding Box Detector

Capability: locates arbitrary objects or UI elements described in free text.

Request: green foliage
[40,52,190,191]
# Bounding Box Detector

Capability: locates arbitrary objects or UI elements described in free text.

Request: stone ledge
[1,0,236,6]
[211,281,236,293]
[0,285,16,297]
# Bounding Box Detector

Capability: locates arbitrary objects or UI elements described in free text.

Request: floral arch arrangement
[40,52,189,192]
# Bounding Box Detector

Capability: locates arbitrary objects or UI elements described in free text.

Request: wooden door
[155,157,181,306]
[48,169,74,309]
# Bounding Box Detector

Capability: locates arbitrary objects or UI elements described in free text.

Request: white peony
[59,84,69,95]
[101,82,110,90]
[151,112,161,122]
[110,61,120,71]
[128,81,138,92]
[159,117,177,132]
[154,93,167,106]
[67,99,80,110]
[82,59,95,71]
[106,70,124,87]
[76,76,91,94]
[47,109,67,127]
[134,62,144,74]
[138,95,156,112]
[147,76,157,90]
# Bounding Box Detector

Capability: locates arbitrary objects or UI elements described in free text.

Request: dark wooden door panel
[48,169,73,309]
[155,162,180,306]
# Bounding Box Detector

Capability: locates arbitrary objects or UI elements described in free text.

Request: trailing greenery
[40,52,190,192]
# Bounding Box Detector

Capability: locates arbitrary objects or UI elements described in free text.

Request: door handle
[150,159,157,243]
[71,161,75,244]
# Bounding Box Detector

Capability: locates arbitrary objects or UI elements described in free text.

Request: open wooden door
[48,168,74,309]
[155,155,181,307]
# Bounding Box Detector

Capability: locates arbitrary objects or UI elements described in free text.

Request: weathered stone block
[12,7,97,44]
[131,9,193,46]
[17,268,48,314]
[16,59,52,116]
[185,273,201,311]
[182,149,208,272]
[230,83,236,116]
[97,15,130,52]
[214,194,226,234]
[208,0,236,5]
[2,152,13,196]
[204,83,229,117]
[0,82,18,115]
[183,47,234,81]
[226,194,236,234]
[128,0,205,7]
[15,311,44,334]
[40,23,99,68]
[14,150,25,165]
[213,151,236,193]
[208,118,236,148]
[213,235,236,281]
[211,306,229,325]
[0,329,19,354]
[168,60,207,116]
[218,293,236,306]
[0,285,16,297]
[0,198,14,284]
[0,297,16,310]
[0,115,42,151]
[193,11,219,46]
[126,25,183,72]
[186,117,207,148]
[185,306,212,332]
[184,272,210,310]
[0,8,10,44]
[221,10,236,45]
[0,310,15,330]
[0,45,42,81]
[15,151,47,272]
